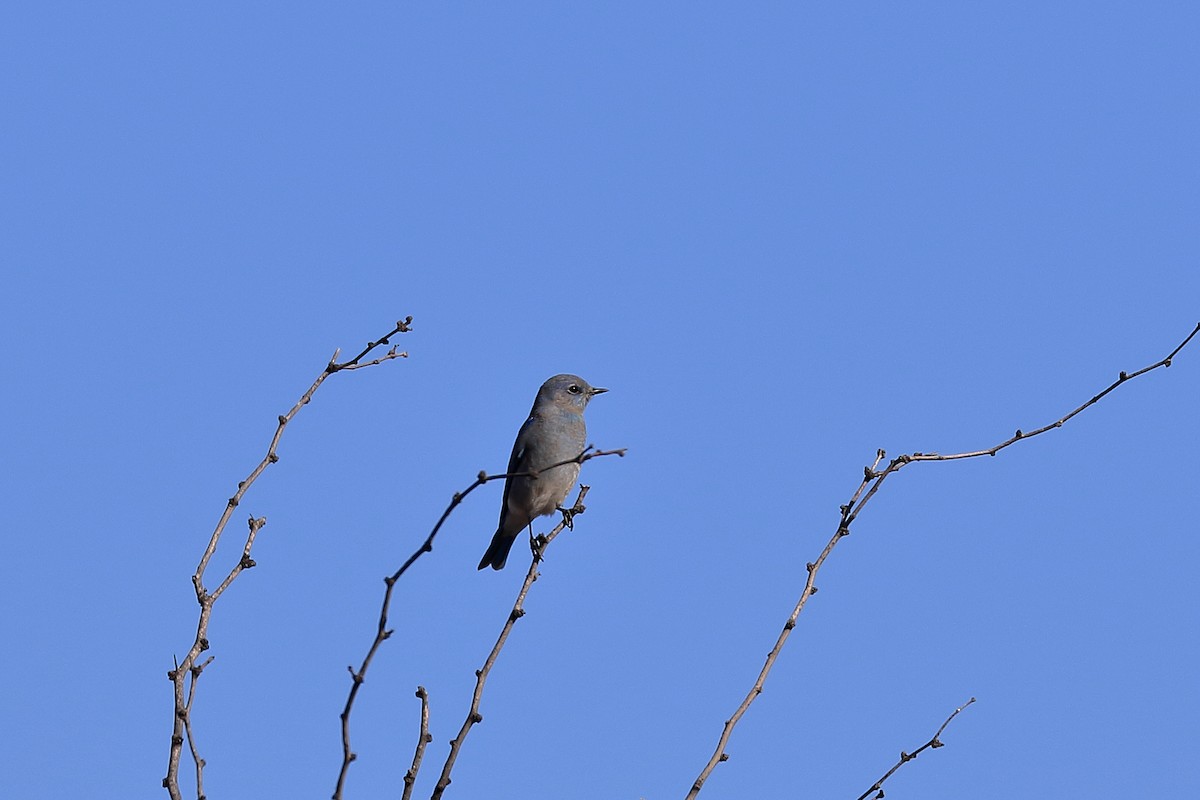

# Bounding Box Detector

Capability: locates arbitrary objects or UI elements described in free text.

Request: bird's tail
[477,529,517,570]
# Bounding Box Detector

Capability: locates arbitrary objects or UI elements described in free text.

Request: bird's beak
[590,386,608,396]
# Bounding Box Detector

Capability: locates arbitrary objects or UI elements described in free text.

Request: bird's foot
[557,505,576,530]
[529,530,548,563]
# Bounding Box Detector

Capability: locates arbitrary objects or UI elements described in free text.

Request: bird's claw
[529,530,548,563]
[557,505,576,530]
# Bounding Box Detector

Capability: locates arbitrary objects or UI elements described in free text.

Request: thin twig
[334,451,623,799]
[686,322,1199,798]
[854,697,976,800]
[164,318,413,800]
[339,345,405,371]
[402,686,433,800]
[429,486,592,800]
[181,656,214,800]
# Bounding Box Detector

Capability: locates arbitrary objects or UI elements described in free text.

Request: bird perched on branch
[478,374,607,570]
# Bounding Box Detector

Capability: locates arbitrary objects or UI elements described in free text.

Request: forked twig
[686,322,1199,798]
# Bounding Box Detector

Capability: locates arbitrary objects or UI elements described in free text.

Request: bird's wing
[498,414,537,518]
[508,415,537,472]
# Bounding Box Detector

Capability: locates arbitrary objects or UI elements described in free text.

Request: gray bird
[478,374,607,570]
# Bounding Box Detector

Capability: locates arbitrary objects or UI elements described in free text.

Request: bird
[478,374,607,570]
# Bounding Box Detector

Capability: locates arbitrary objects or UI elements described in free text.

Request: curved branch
[686,322,1199,798]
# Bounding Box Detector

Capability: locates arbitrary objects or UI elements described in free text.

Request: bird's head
[537,373,608,412]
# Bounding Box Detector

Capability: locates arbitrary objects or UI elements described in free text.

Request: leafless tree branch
[180,655,213,800]
[401,686,433,800]
[333,451,623,799]
[854,697,976,800]
[686,322,1199,798]
[163,317,413,800]
[429,486,592,800]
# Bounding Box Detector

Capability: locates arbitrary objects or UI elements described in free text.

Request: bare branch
[181,656,214,800]
[164,318,412,800]
[402,686,433,800]
[329,316,414,372]
[333,451,622,799]
[430,486,592,800]
[855,697,976,800]
[686,322,1199,798]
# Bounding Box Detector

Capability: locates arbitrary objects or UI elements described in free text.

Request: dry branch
[854,697,976,800]
[686,322,1199,798]
[429,486,593,799]
[333,450,624,799]
[401,686,433,800]
[163,318,412,800]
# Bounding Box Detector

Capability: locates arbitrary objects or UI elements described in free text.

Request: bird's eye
[568,384,581,394]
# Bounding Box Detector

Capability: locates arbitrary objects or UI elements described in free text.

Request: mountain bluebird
[477,374,607,570]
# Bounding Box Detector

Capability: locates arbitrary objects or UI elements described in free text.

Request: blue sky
[2,3,1197,799]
